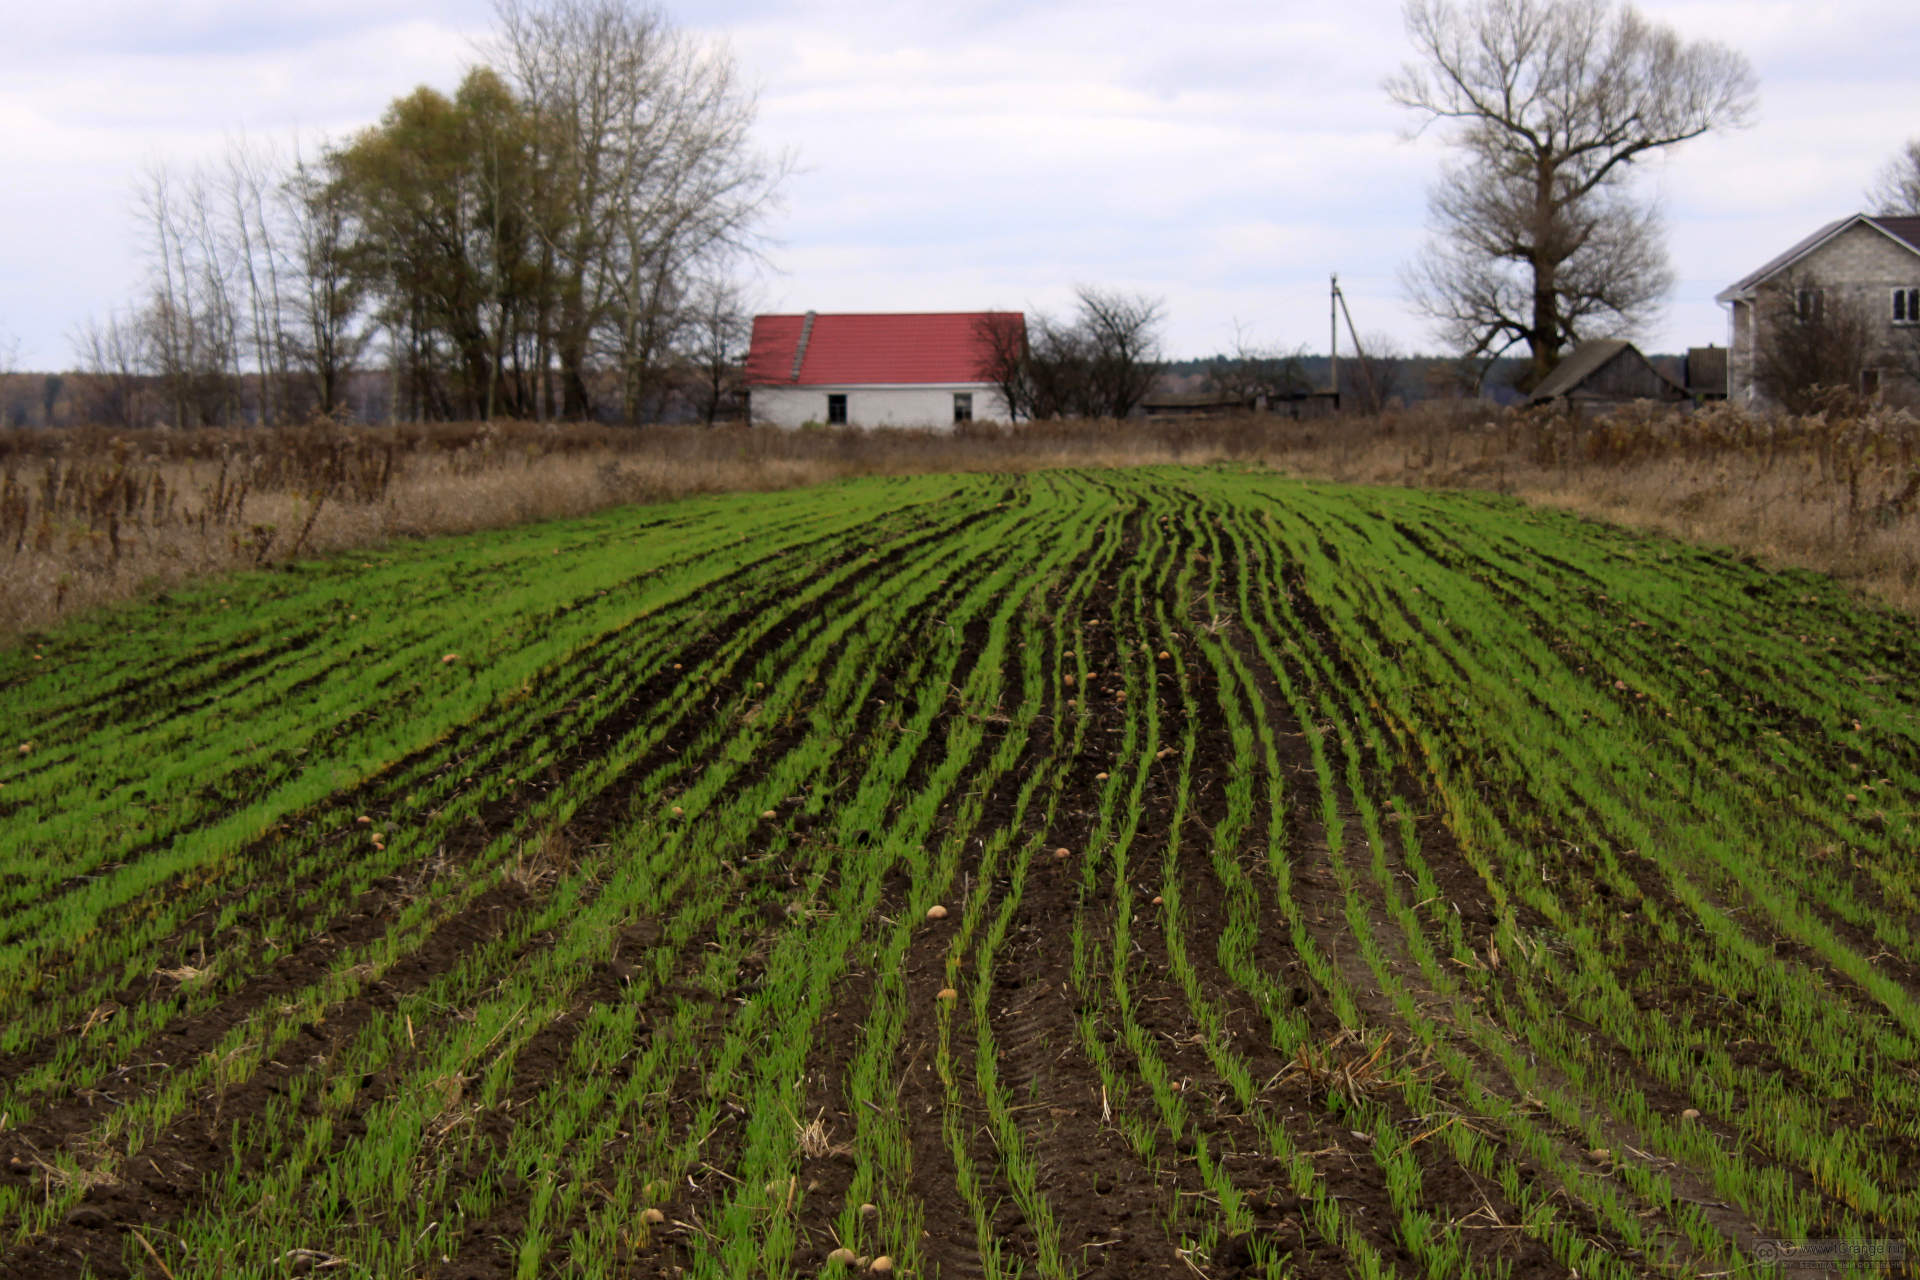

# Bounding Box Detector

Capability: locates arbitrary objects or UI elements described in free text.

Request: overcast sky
[2,0,1916,370]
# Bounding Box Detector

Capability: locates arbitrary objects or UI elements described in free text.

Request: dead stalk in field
[6,404,1920,639]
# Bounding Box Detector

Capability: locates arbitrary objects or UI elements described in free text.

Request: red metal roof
[744,311,1024,386]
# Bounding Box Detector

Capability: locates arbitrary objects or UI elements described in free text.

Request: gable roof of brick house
[744,311,1023,386]
[1716,214,1920,302]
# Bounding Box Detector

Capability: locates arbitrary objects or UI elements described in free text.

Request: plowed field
[4,467,1918,1278]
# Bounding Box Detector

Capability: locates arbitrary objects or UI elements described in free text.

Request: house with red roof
[743,311,1023,429]
[1716,213,1920,406]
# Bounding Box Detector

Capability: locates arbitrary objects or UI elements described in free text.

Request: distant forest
[0,351,1713,429]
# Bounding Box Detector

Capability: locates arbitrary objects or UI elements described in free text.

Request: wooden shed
[1527,339,1688,409]
[1685,346,1729,402]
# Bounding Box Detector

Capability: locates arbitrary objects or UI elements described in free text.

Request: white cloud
[4,0,1919,368]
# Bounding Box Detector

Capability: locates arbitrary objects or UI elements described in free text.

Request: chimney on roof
[790,311,816,383]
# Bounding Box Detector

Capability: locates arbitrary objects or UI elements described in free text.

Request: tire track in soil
[1,510,993,1277]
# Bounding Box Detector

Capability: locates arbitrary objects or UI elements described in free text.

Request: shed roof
[744,312,1023,387]
[1527,338,1686,404]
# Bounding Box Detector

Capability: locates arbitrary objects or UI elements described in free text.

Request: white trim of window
[1894,287,1920,327]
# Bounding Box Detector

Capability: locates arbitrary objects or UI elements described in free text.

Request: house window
[953,392,973,424]
[1795,288,1824,321]
[1895,288,1920,326]
[826,394,847,425]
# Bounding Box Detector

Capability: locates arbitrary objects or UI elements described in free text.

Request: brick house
[743,311,1022,429]
[1715,213,1920,406]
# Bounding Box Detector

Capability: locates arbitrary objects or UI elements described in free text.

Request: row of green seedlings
[714,477,1128,1274]
[1050,487,1385,1278]
[1201,490,1706,1277]
[1417,499,1920,1085]
[1449,495,1920,995]
[137,484,1044,1274]
[1098,477,1635,1274]
[0,488,947,1163]
[1256,481,1899,1261]
[438,514,1044,1278]
[38,539,872,1263]
[0,494,793,907]
[1241,485,1773,1270]
[923,492,1130,1279]
[4,486,990,1253]
[1315,489,1920,1237]
[650,480,1113,1278]
[1153,491,1533,1279]
[1038,490,1328,1277]
[0,484,892,1003]
[0,480,902,930]
[439,513,1024,1280]
[0,492,909,1132]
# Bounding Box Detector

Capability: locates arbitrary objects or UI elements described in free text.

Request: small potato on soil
[869,1259,894,1274]
[641,1207,666,1225]
[936,987,958,1001]
[925,904,948,920]
[827,1248,857,1266]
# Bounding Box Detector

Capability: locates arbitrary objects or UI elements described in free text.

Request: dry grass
[5,403,1920,639]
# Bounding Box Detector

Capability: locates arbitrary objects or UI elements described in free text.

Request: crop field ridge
[3,466,1919,1278]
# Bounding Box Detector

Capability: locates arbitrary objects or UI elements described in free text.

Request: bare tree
[1387,0,1756,389]
[278,153,372,419]
[1338,331,1409,415]
[682,275,751,423]
[221,137,293,423]
[975,291,1163,420]
[1868,139,1920,216]
[1205,325,1310,409]
[488,0,787,421]
[1024,316,1094,421]
[1750,273,1870,414]
[71,311,152,428]
[139,165,243,426]
[1077,286,1164,419]
[973,312,1032,421]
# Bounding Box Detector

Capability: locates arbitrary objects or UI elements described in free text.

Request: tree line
[74,0,779,429]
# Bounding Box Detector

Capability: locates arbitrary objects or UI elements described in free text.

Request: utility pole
[1330,274,1379,415]
[1329,274,1340,411]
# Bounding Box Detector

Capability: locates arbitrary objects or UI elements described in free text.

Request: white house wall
[749,384,1009,430]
